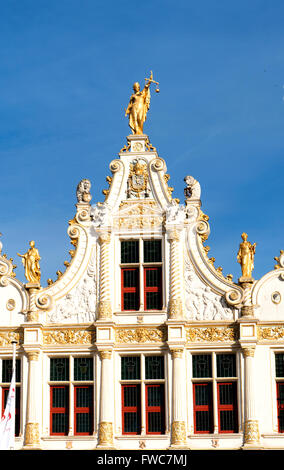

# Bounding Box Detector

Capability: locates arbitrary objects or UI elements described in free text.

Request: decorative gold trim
[115,326,167,344]
[171,421,186,446]
[168,298,183,319]
[98,422,114,446]
[99,350,112,360]
[186,326,238,343]
[170,348,184,359]
[242,347,255,358]
[0,330,22,347]
[26,351,39,361]
[258,326,284,341]
[98,300,112,320]
[43,329,95,345]
[244,420,260,444]
[25,422,40,446]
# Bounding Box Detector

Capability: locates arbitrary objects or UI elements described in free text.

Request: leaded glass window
[217,354,236,378]
[192,353,238,434]
[121,355,165,435]
[192,355,212,378]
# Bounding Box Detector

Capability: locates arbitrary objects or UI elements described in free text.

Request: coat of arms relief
[127,159,150,199]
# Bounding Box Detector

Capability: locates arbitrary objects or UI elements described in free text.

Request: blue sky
[0,0,283,285]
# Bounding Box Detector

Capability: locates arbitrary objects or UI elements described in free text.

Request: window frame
[120,354,166,436]
[48,355,95,437]
[120,238,163,312]
[191,351,239,435]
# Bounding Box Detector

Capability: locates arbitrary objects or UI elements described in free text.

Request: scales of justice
[125,71,160,135]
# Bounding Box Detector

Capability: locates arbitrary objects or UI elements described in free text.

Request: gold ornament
[43,329,95,345]
[237,233,256,279]
[125,71,159,135]
[115,326,167,344]
[244,420,260,444]
[17,240,41,285]
[171,421,187,446]
[25,422,40,446]
[98,422,114,447]
[186,326,237,343]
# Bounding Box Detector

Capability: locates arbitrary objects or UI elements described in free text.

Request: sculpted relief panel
[184,258,234,321]
[47,252,97,324]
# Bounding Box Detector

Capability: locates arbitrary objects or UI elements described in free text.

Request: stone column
[242,347,260,447]
[97,350,114,448]
[98,232,112,320]
[170,348,187,448]
[239,278,254,317]
[26,285,41,322]
[23,351,41,449]
[168,229,183,320]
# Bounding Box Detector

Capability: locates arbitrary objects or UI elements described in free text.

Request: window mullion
[212,352,218,434]
[141,354,146,434]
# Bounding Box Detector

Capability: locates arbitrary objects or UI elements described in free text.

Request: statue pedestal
[238,277,254,284]
[126,134,149,153]
[25,283,41,290]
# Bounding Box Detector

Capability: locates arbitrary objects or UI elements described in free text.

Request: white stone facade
[0,133,284,450]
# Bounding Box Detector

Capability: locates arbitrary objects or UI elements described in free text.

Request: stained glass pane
[76,413,92,434]
[145,356,164,379]
[144,240,162,263]
[195,410,211,432]
[52,413,69,434]
[123,269,139,288]
[2,359,21,383]
[50,358,69,381]
[219,410,236,432]
[124,412,140,433]
[195,383,211,406]
[121,241,139,263]
[192,355,212,378]
[74,358,93,381]
[146,292,161,310]
[121,357,140,380]
[148,412,163,433]
[217,354,236,377]
[123,293,140,311]
[276,354,284,377]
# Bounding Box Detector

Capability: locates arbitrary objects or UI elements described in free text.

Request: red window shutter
[50,385,69,435]
[144,267,162,310]
[121,384,141,434]
[74,385,93,435]
[145,384,165,434]
[121,268,140,311]
[217,382,238,433]
[193,383,213,433]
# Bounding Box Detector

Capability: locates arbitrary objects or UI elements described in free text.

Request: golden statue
[17,240,41,285]
[237,233,256,278]
[125,71,159,135]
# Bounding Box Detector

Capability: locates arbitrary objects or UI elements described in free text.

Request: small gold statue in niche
[125,71,159,135]
[17,240,41,285]
[237,233,256,279]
